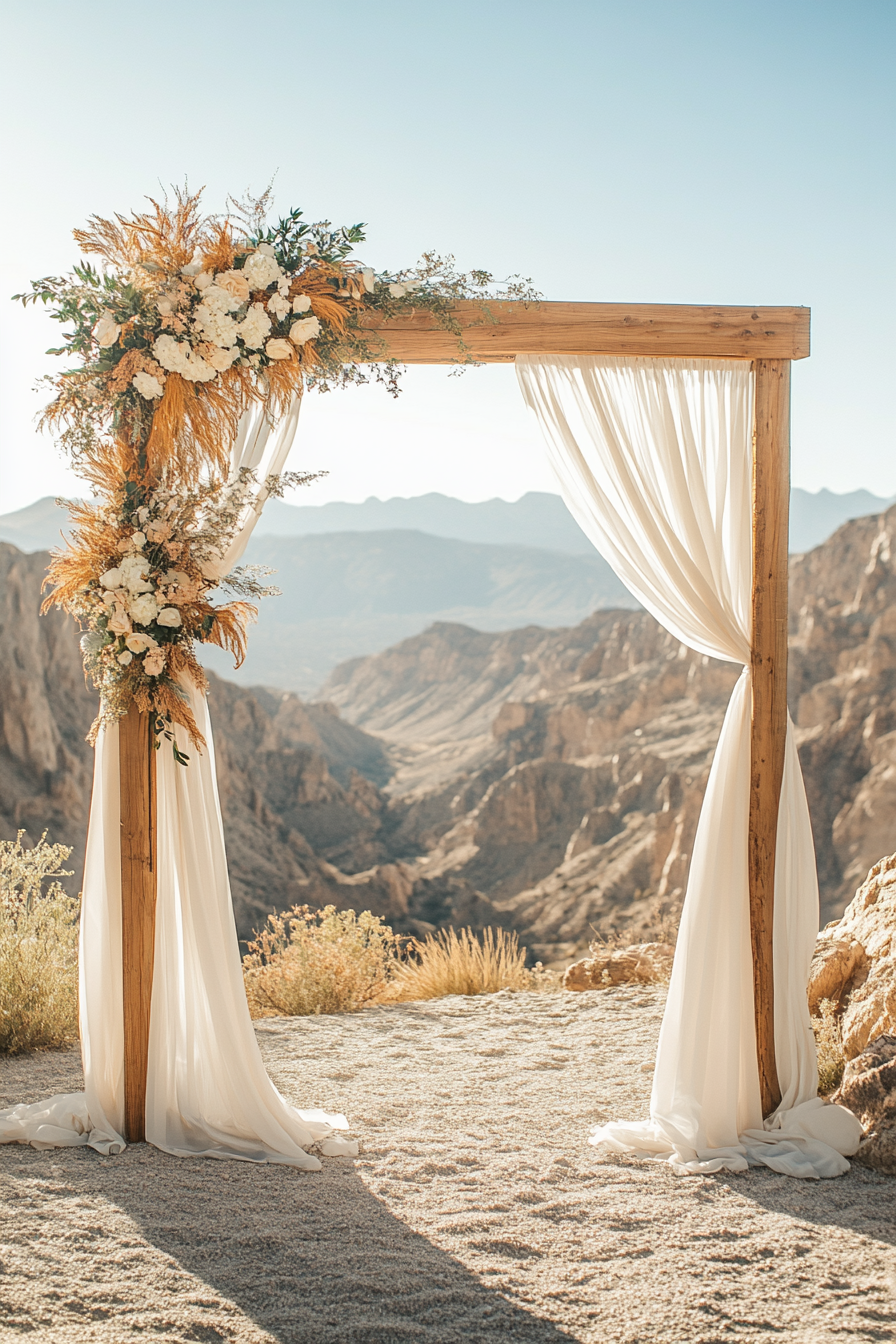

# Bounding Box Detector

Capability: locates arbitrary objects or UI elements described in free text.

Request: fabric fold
[1,396,354,1166]
[516,353,860,1179]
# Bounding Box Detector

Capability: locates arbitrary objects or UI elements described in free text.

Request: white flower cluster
[113,237,381,404]
[153,334,217,384]
[242,243,283,291]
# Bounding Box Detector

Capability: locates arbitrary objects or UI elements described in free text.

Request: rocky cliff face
[7,502,896,958]
[0,543,497,942]
[325,611,737,958]
[0,545,96,888]
[325,503,896,952]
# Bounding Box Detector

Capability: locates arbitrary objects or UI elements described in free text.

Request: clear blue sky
[1,0,893,511]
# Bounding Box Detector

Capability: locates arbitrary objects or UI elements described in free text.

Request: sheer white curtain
[516,354,862,1179]
[1,398,356,1166]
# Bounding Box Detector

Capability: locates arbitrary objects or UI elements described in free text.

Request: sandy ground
[1,986,894,1344]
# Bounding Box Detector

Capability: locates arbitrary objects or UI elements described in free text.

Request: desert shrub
[389,925,533,1001]
[812,997,845,1095]
[243,905,402,1018]
[0,832,80,1054]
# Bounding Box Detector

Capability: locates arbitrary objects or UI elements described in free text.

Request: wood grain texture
[749,359,791,1118]
[359,300,810,364]
[119,707,157,1144]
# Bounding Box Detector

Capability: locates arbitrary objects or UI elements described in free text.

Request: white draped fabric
[1,398,356,1166]
[516,354,862,1178]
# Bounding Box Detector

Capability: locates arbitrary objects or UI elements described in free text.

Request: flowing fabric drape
[516,354,862,1178]
[1,399,355,1166]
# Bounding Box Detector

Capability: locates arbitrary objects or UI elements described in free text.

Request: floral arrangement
[48,467,312,757]
[16,186,536,756]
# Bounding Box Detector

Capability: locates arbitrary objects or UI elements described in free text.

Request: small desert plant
[812,997,846,1095]
[0,832,80,1054]
[389,926,533,1001]
[243,904,403,1018]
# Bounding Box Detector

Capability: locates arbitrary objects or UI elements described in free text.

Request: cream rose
[292,294,312,313]
[108,610,132,636]
[117,650,133,666]
[130,531,146,549]
[215,270,251,303]
[289,316,321,346]
[94,312,121,346]
[125,632,158,654]
[206,345,240,372]
[361,268,376,293]
[100,567,124,589]
[157,607,182,628]
[265,338,293,360]
[145,520,172,543]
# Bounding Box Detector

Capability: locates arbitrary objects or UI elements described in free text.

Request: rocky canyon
[4,501,896,957]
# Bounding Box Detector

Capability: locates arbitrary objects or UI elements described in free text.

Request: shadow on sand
[4,1139,576,1344]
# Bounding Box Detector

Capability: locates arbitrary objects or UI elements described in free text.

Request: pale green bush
[243,905,402,1018]
[0,832,80,1054]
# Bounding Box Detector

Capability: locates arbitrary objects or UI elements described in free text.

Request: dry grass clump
[0,832,80,1054]
[242,910,559,1018]
[388,926,541,1003]
[812,997,846,1095]
[243,905,402,1018]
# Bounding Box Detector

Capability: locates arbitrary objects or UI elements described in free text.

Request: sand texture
[1,987,895,1343]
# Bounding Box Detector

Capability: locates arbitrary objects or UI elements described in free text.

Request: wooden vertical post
[749,358,791,1118]
[119,706,157,1143]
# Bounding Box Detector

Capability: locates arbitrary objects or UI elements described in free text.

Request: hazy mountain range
[2,486,892,695]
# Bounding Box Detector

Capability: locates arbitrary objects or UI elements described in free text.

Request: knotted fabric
[1,398,357,1166]
[516,354,861,1177]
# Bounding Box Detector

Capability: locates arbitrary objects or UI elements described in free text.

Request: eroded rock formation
[326,503,896,952]
[810,852,896,1061]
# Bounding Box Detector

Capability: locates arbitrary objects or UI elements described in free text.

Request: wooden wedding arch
[120,299,809,1140]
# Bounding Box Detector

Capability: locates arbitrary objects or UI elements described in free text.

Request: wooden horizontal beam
[359,299,810,363]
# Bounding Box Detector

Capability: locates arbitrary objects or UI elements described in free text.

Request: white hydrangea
[152,335,217,382]
[132,371,165,400]
[119,555,153,592]
[243,249,282,291]
[194,303,240,348]
[182,352,216,383]
[202,284,241,313]
[289,316,322,346]
[154,335,190,372]
[238,303,272,349]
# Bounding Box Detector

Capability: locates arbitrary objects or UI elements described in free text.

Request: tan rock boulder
[834,1034,896,1175]
[816,853,896,1060]
[807,938,868,1015]
[564,941,674,991]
